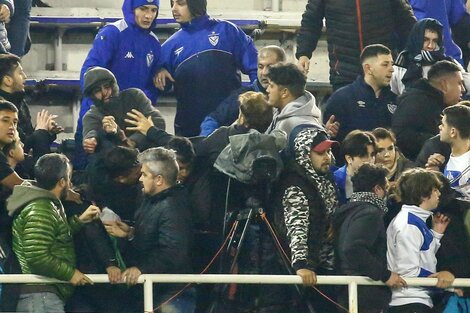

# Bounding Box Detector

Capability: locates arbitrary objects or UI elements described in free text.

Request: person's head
[341,130,376,174]
[440,103,470,144]
[237,91,273,132]
[104,146,142,185]
[361,44,394,89]
[171,0,206,23]
[138,147,179,196]
[83,67,119,104]
[420,19,443,52]
[352,163,389,199]
[257,46,286,89]
[266,63,306,109]
[372,128,397,171]
[405,18,443,56]
[0,100,18,148]
[397,168,442,210]
[292,126,338,175]
[0,54,26,93]
[133,0,159,29]
[165,137,195,184]
[2,130,24,167]
[428,60,465,107]
[34,153,72,199]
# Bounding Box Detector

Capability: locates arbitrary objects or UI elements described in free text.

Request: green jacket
[7,182,82,300]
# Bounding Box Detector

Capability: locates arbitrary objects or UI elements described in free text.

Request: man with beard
[272,126,339,312]
[81,66,165,155]
[104,147,194,313]
[7,153,101,313]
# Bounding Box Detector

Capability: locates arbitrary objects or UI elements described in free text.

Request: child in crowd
[387,168,455,313]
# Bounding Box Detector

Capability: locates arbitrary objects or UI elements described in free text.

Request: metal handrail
[1,274,470,313]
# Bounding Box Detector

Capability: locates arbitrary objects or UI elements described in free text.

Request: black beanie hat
[187,0,207,17]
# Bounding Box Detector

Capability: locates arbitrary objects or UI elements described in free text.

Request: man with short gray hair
[104,147,195,313]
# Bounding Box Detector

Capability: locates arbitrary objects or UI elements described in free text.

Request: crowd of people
[0,0,470,312]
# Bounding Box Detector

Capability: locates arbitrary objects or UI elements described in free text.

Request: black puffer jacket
[296,0,416,87]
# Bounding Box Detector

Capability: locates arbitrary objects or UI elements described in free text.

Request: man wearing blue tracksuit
[156,0,258,136]
[74,0,162,168]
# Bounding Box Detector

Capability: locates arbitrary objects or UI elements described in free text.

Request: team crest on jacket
[387,103,397,114]
[146,51,154,67]
[208,32,219,46]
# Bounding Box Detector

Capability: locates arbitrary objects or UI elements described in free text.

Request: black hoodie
[333,199,392,310]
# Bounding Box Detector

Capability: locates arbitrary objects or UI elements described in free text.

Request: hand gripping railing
[2,274,470,313]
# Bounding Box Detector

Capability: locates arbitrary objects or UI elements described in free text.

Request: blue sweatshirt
[161,14,258,136]
[410,0,470,65]
[76,0,162,136]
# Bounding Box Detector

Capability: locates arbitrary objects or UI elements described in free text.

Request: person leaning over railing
[7,153,101,313]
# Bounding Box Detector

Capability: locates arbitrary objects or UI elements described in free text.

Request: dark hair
[372,127,396,143]
[34,153,70,190]
[2,138,18,157]
[360,44,391,64]
[0,100,18,113]
[397,168,442,206]
[239,91,273,132]
[266,63,306,99]
[352,163,388,192]
[341,130,376,159]
[166,136,195,165]
[259,45,287,63]
[0,54,20,85]
[173,0,206,17]
[104,146,139,178]
[428,60,461,83]
[442,104,470,139]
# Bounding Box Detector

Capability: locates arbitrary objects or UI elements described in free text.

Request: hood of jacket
[122,0,159,29]
[7,181,59,216]
[277,91,321,123]
[83,67,120,106]
[396,18,444,67]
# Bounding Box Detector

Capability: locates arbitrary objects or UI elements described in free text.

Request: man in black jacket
[104,147,195,313]
[0,54,61,175]
[333,163,406,313]
[392,60,464,160]
[296,0,416,90]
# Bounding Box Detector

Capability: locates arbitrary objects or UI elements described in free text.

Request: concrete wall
[44,0,306,12]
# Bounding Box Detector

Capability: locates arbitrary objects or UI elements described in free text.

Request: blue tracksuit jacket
[160,14,258,136]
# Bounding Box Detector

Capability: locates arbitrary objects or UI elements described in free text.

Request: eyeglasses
[376,145,395,156]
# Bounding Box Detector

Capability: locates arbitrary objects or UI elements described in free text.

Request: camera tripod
[206,196,317,313]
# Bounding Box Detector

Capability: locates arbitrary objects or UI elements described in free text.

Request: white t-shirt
[444,150,470,188]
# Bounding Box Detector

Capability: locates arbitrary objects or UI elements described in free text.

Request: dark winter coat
[323,75,397,142]
[124,185,193,301]
[296,0,416,87]
[333,200,391,310]
[392,78,445,160]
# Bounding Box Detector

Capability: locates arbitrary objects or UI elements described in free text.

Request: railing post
[348,281,358,313]
[144,278,154,313]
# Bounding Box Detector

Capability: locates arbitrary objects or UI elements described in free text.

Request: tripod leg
[261,215,317,313]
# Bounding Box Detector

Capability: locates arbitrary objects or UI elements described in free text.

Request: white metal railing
[2,274,470,313]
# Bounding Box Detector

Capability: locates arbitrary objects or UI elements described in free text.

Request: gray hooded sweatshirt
[266,91,322,138]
